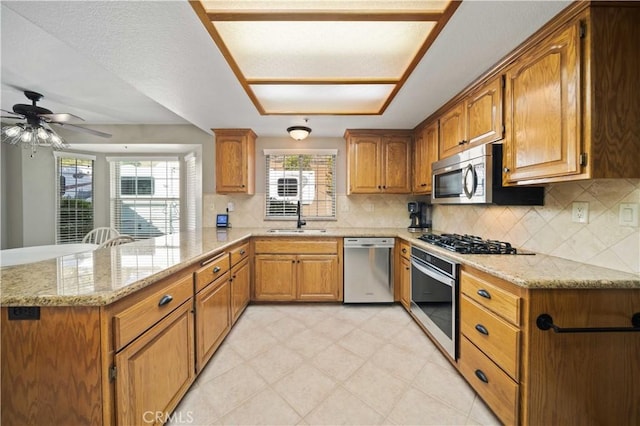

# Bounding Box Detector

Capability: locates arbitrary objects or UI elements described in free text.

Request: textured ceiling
[1,1,570,140]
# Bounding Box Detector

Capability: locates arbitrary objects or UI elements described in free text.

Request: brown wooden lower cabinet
[115,300,195,425]
[230,257,251,323]
[252,238,343,302]
[0,267,199,426]
[459,265,640,425]
[194,273,231,371]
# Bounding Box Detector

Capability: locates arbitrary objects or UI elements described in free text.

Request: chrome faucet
[297,200,306,229]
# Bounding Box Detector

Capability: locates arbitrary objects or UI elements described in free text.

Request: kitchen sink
[267,229,327,234]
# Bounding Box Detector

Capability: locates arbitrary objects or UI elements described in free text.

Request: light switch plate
[619,203,639,227]
[572,202,589,223]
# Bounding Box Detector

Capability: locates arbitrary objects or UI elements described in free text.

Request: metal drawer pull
[213,266,221,273]
[475,369,489,383]
[158,295,173,306]
[477,289,491,299]
[536,313,640,334]
[475,324,489,335]
[240,249,246,255]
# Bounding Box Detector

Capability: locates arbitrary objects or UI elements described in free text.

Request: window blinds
[55,153,95,243]
[108,158,180,238]
[265,152,336,219]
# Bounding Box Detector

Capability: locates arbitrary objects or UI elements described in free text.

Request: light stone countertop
[1,227,638,307]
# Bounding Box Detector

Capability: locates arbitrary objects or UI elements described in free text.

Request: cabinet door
[348,135,381,194]
[195,274,231,370]
[413,121,438,193]
[439,103,466,159]
[115,301,195,425]
[215,129,256,194]
[231,257,250,323]
[466,76,504,147]
[381,136,411,193]
[254,255,297,301]
[399,256,411,310]
[297,255,340,301]
[503,22,581,184]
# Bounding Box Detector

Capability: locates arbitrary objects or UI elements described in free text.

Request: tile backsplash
[204,179,639,274]
[203,193,415,230]
[434,179,639,274]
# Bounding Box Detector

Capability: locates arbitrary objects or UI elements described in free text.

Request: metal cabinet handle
[402,248,407,254]
[158,295,173,307]
[475,324,489,335]
[475,369,489,383]
[458,140,465,145]
[503,167,510,173]
[378,185,382,189]
[239,249,246,255]
[477,289,491,299]
[420,183,427,187]
[213,266,221,273]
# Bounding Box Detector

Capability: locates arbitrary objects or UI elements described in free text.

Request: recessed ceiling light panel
[191,0,458,115]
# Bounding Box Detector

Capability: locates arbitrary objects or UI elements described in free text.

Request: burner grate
[417,233,517,254]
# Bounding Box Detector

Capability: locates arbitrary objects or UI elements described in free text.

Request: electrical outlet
[227,202,235,212]
[619,203,639,227]
[572,202,589,223]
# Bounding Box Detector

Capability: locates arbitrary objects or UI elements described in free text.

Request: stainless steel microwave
[431,144,544,205]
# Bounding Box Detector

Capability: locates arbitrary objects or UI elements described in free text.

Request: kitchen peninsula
[2,228,639,425]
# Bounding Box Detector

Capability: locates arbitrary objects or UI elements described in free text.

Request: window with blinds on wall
[265,150,337,219]
[55,153,95,243]
[108,158,180,238]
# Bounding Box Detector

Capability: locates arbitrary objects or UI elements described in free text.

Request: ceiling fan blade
[1,115,23,120]
[1,109,23,118]
[54,123,112,138]
[40,113,84,123]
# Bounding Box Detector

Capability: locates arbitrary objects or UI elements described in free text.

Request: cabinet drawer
[461,270,520,325]
[399,240,411,260]
[114,274,193,352]
[195,252,229,293]
[459,336,518,426]
[254,238,338,254]
[229,242,249,267]
[460,295,519,380]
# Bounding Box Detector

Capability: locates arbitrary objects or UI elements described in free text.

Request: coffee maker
[407,201,432,232]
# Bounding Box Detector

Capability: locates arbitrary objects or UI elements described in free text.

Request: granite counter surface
[2,227,638,307]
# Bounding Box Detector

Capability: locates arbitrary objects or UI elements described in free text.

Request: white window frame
[264,149,337,221]
[107,156,181,238]
[54,152,96,244]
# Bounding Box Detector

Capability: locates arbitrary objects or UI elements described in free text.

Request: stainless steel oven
[410,246,459,359]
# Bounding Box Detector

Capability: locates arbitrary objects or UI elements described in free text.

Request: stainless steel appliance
[407,201,432,232]
[431,143,544,205]
[417,233,534,255]
[344,237,394,303]
[410,246,459,359]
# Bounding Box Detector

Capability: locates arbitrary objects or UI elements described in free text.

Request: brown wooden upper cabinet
[503,5,640,185]
[439,76,504,159]
[214,128,256,194]
[413,120,439,194]
[345,130,412,194]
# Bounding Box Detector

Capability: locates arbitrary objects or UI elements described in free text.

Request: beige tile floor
[169,303,501,426]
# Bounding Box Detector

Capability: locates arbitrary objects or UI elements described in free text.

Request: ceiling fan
[1,90,111,155]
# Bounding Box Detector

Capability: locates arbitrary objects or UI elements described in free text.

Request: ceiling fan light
[48,130,67,150]
[2,123,24,139]
[20,128,34,143]
[287,126,311,141]
[36,126,50,141]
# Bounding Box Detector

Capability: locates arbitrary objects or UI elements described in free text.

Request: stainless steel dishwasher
[343,237,394,303]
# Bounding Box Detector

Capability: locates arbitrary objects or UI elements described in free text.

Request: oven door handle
[411,258,455,288]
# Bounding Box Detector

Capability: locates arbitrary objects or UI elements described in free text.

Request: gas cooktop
[417,233,524,255]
